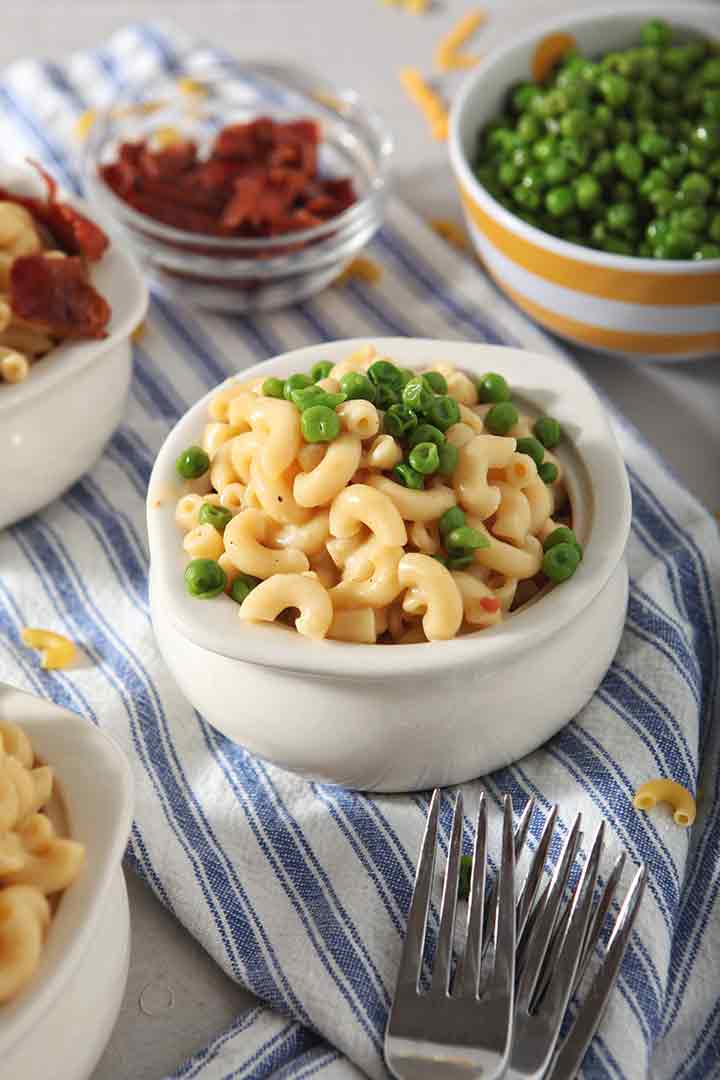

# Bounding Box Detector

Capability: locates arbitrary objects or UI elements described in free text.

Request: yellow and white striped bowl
[448,4,720,362]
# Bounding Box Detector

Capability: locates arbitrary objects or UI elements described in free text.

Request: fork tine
[516,805,558,941]
[516,813,582,1010]
[484,796,516,1007]
[546,864,647,1080]
[431,791,464,995]
[454,793,487,997]
[574,851,626,992]
[396,788,441,992]
[482,796,536,948]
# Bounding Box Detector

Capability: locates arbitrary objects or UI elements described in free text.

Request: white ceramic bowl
[449,4,720,361]
[147,338,631,792]
[0,197,148,530]
[0,683,134,1080]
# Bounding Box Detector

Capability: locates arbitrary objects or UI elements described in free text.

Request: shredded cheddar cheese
[429,219,469,251]
[335,257,383,286]
[73,110,97,141]
[532,32,577,83]
[435,9,486,72]
[177,77,207,96]
[399,68,449,141]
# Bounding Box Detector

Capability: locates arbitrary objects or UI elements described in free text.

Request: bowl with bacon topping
[82,65,392,312]
[147,337,631,791]
[0,162,148,530]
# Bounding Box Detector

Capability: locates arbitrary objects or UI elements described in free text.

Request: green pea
[368,359,405,392]
[262,377,286,399]
[533,416,562,448]
[310,361,334,383]
[458,854,473,901]
[498,160,520,188]
[574,173,601,209]
[544,157,572,185]
[198,502,232,533]
[437,442,459,477]
[184,558,226,599]
[230,574,261,605]
[427,395,461,432]
[560,109,591,138]
[512,183,541,210]
[485,401,519,435]
[374,383,400,410]
[615,143,644,181]
[340,372,376,402]
[599,72,630,107]
[649,189,675,216]
[517,114,540,143]
[591,149,614,178]
[542,542,581,584]
[408,423,445,448]
[532,137,557,163]
[402,376,434,415]
[680,171,712,204]
[283,373,313,401]
[646,219,670,244]
[383,404,418,439]
[546,185,576,217]
[446,553,475,570]
[446,525,490,553]
[476,371,510,404]
[291,386,346,412]
[607,203,636,232]
[558,136,589,167]
[661,152,688,178]
[419,371,446,395]
[538,461,559,484]
[641,19,671,48]
[638,131,670,160]
[672,206,708,233]
[701,58,720,85]
[543,526,578,552]
[392,462,424,490]
[694,243,720,259]
[665,229,697,259]
[301,405,341,443]
[593,104,613,129]
[640,168,670,197]
[440,507,466,539]
[516,436,545,467]
[511,82,540,113]
[176,445,210,480]
[408,442,440,475]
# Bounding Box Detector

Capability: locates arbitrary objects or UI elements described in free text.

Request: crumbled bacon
[10,254,110,339]
[99,116,356,239]
[479,596,501,614]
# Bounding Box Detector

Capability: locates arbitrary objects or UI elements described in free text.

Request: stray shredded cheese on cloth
[435,9,486,71]
[399,68,448,141]
[73,109,97,140]
[429,219,469,251]
[177,77,207,96]
[132,321,147,342]
[381,0,428,9]
[334,257,383,286]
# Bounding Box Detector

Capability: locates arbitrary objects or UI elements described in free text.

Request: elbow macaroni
[173,351,574,642]
[0,722,85,1004]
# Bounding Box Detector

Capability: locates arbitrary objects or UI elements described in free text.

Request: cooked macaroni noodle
[171,350,578,642]
[0,722,85,1004]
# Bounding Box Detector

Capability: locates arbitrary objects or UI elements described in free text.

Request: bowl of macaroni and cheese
[0,683,133,1080]
[147,338,631,791]
[0,162,148,530]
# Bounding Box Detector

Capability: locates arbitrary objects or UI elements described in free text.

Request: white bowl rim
[147,337,632,679]
[0,683,134,1055]
[448,2,720,274]
[0,191,148,417]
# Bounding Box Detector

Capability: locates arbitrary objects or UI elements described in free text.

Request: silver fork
[385,789,516,1080]
[510,813,647,1080]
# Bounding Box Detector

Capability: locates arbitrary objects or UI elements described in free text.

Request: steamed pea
[262,377,285,399]
[176,446,209,480]
[310,360,334,383]
[340,372,376,402]
[301,405,341,443]
[383,404,418,439]
[230,574,261,604]
[393,462,424,490]
[485,402,519,435]
[198,503,232,532]
[185,559,226,599]
[477,371,510,403]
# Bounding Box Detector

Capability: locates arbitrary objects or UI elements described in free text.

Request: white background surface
[1,2,718,1077]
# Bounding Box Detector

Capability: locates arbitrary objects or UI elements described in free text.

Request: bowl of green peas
[448,5,720,361]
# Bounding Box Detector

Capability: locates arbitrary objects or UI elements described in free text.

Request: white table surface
[2,2,718,1077]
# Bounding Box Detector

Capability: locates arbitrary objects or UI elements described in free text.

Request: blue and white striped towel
[0,23,719,1080]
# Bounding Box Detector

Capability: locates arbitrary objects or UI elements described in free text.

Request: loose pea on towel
[0,23,719,1080]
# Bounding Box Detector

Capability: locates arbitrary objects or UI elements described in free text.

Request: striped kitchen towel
[0,23,719,1080]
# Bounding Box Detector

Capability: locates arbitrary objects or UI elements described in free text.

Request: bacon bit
[532,32,577,83]
[99,117,356,238]
[0,161,109,261]
[10,254,110,339]
[399,68,448,141]
[73,109,97,141]
[429,219,469,250]
[479,596,501,613]
[435,9,487,72]
[334,256,383,286]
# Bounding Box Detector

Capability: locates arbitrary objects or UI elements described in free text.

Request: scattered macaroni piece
[73,109,97,141]
[335,257,383,287]
[531,32,577,83]
[0,721,85,1004]
[20,628,77,671]
[399,68,449,141]
[633,779,696,828]
[435,9,486,71]
[429,219,469,251]
[177,77,207,96]
[132,320,147,342]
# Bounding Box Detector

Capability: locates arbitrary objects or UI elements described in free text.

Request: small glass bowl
[82,63,393,313]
